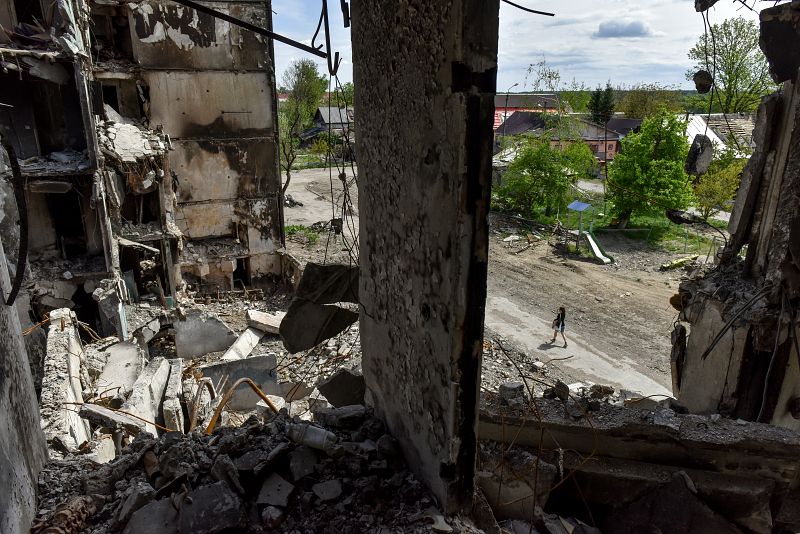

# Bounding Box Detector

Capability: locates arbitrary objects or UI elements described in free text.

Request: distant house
[495,112,624,165]
[313,106,354,132]
[605,117,643,137]
[494,93,565,130]
[684,113,755,156]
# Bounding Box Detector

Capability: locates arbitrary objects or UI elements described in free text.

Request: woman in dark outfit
[551,306,567,348]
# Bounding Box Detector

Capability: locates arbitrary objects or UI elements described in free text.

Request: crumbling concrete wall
[352,0,499,512]
[128,0,283,290]
[674,2,800,428]
[0,236,47,532]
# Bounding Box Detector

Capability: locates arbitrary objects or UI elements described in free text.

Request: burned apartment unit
[0,0,282,343]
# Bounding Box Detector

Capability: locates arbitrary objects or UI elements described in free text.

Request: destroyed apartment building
[0,0,283,348]
[4,0,800,533]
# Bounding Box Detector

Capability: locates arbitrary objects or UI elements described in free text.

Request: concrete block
[256,395,286,415]
[121,357,170,436]
[289,446,319,481]
[97,341,145,399]
[174,310,237,359]
[257,473,294,507]
[312,480,342,502]
[246,310,284,334]
[163,359,184,432]
[199,355,279,411]
[178,482,242,534]
[116,481,155,527]
[317,368,365,407]
[83,434,117,464]
[79,404,144,435]
[220,327,264,361]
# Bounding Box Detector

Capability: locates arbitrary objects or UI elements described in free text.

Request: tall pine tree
[589,83,615,125]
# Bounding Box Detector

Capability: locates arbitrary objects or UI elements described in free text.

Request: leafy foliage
[607,109,693,227]
[285,225,320,245]
[694,148,745,220]
[617,83,683,118]
[495,137,596,217]
[560,79,591,113]
[588,84,615,125]
[686,16,776,113]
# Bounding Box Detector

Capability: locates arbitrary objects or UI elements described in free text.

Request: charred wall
[128,0,282,291]
[353,0,499,513]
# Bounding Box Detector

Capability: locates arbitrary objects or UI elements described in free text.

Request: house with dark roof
[314,106,354,131]
[494,93,566,129]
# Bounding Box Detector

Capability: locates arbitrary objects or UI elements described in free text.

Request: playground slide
[569,230,612,264]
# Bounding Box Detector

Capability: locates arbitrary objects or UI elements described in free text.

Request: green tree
[497,137,596,217]
[560,78,591,113]
[279,59,327,195]
[607,108,693,228]
[686,16,776,113]
[618,83,683,118]
[694,148,745,220]
[589,83,615,125]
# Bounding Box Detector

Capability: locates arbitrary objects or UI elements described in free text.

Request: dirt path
[285,168,679,396]
[486,227,678,396]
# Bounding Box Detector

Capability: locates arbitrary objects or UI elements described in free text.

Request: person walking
[551,307,567,348]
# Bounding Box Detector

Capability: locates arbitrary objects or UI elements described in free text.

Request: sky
[270,0,760,91]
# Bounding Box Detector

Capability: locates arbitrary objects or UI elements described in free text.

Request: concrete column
[352,0,499,512]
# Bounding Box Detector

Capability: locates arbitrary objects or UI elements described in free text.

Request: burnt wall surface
[0,194,48,532]
[129,0,282,279]
[353,0,499,513]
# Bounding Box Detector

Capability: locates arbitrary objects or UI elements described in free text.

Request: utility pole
[502,82,519,138]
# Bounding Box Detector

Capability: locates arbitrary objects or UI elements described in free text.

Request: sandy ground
[285,168,680,396]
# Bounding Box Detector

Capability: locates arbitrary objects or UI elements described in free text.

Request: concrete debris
[258,473,293,506]
[220,327,265,361]
[313,404,367,429]
[179,481,243,534]
[280,299,359,353]
[312,479,343,501]
[162,360,184,433]
[78,404,144,435]
[174,311,237,360]
[499,381,526,409]
[685,134,714,176]
[759,2,800,83]
[115,481,155,527]
[692,69,714,93]
[246,309,285,334]
[199,354,279,411]
[121,357,170,437]
[317,367,366,407]
[294,262,359,304]
[257,395,287,415]
[289,446,319,481]
[97,340,146,401]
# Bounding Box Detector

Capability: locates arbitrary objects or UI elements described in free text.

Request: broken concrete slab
[280,299,358,354]
[289,446,319,481]
[39,308,92,452]
[280,381,315,402]
[499,381,525,409]
[294,263,359,304]
[162,359,184,432]
[199,355,279,411]
[257,473,294,507]
[257,395,286,415]
[174,310,237,359]
[317,368,365,407]
[97,340,146,400]
[177,482,243,534]
[246,309,284,334]
[760,2,800,83]
[220,327,264,361]
[115,481,155,527]
[78,404,144,435]
[121,357,170,436]
[122,496,178,534]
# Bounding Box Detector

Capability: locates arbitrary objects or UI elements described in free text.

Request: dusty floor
[284,168,682,396]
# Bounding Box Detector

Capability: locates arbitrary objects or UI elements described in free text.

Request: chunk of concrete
[220,327,265,361]
[246,310,285,334]
[257,473,294,507]
[39,308,91,451]
[163,359,184,432]
[174,310,237,359]
[280,381,315,402]
[499,382,526,408]
[79,403,144,435]
[289,446,319,481]
[121,357,170,436]
[312,480,342,502]
[280,300,358,354]
[178,481,242,534]
[313,404,367,429]
[317,368,365,407]
[759,2,800,83]
[199,355,279,411]
[97,341,146,399]
[256,395,286,416]
[122,496,178,534]
[116,481,155,527]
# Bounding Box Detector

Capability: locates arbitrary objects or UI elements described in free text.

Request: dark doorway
[46,190,87,259]
[233,257,250,289]
[71,286,101,343]
[13,0,44,25]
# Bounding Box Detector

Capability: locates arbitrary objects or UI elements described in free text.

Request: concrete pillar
[352,0,499,512]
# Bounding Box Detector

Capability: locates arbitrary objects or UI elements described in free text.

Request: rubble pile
[34,406,484,533]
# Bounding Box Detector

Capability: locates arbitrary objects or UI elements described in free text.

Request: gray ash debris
[34,407,473,533]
